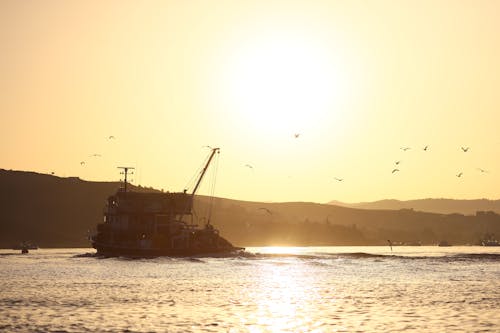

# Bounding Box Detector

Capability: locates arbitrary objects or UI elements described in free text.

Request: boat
[438,240,451,247]
[12,241,38,254]
[91,148,244,257]
[479,233,500,246]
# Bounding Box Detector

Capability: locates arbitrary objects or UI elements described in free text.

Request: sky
[1,0,499,203]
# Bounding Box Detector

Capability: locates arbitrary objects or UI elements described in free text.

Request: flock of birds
[74,132,489,197]
[243,133,490,184]
[388,145,488,179]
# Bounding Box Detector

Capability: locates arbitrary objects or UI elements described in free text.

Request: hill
[328,199,500,215]
[1,169,499,248]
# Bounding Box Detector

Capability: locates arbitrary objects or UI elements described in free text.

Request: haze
[1,0,499,203]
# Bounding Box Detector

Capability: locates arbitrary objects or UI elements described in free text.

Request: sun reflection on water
[241,257,333,333]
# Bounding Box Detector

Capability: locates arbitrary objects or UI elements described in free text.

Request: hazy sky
[1,0,499,203]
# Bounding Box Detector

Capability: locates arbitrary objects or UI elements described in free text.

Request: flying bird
[334,177,343,182]
[461,147,469,152]
[108,135,115,139]
[456,172,463,177]
[395,161,401,165]
[258,207,272,215]
[244,164,254,169]
[423,145,429,151]
[392,168,400,174]
[294,133,300,138]
[477,168,489,173]
[400,147,410,151]
[80,161,85,166]
[90,154,102,157]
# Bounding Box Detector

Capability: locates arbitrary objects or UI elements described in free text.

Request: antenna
[117,166,135,192]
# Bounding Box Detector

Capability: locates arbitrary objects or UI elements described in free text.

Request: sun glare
[224,36,346,138]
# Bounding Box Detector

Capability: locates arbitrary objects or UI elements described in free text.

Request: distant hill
[328,199,500,215]
[1,169,499,248]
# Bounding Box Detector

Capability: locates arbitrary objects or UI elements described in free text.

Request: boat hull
[92,241,244,257]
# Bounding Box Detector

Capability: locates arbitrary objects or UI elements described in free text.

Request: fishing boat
[91,148,243,257]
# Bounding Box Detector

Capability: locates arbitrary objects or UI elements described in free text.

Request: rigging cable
[206,151,219,225]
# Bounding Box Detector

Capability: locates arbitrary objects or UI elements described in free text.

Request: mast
[191,147,219,196]
[117,166,135,192]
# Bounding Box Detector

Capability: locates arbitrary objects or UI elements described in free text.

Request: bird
[294,133,300,138]
[461,147,469,152]
[80,161,85,166]
[108,135,115,139]
[400,147,410,151]
[395,161,401,165]
[387,239,393,252]
[258,207,272,215]
[244,164,254,169]
[456,172,463,177]
[423,145,429,151]
[89,154,102,157]
[334,177,343,182]
[392,168,400,174]
[477,168,489,173]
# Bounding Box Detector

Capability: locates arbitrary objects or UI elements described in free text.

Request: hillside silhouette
[328,198,500,215]
[1,169,499,248]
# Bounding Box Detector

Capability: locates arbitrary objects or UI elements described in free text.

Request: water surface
[1,246,499,332]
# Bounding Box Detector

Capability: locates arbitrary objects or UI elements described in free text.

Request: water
[1,246,499,332]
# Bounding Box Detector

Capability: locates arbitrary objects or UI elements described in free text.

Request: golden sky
[1,0,499,203]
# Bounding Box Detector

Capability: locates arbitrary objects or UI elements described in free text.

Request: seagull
[108,135,115,139]
[392,168,400,174]
[334,177,343,182]
[258,207,272,215]
[477,168,489,173]
[461,147,469,152]
[80,161,85,166]
[89,154,102,157]
[395,161,401,165]
[456,172,463,177]
[423,145,429,151]
[294,133,300,139]
[400,147,410,151]
[244,164,254,169]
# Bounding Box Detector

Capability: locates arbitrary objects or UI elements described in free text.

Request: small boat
[438,240,451,247]
[12,241,38,254]
[91,148,244,257]
[479,233,500,246]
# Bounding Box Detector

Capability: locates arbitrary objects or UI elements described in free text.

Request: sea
[0,246,499,333]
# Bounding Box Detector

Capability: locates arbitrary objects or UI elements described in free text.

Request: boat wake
[244,252,500,262]
[70,250,500,262]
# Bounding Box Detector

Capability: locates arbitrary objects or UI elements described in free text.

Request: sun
[223,34,345,138]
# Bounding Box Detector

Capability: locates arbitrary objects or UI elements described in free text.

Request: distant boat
[12,241,38,254]
[438,241,451,247]
[479,233,500,246]
[481,239,500,246]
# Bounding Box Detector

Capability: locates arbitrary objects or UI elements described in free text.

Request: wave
[69,250,500,262]
[245,252,500,261]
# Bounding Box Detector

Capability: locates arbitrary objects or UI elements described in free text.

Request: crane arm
[191,147,219,196]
